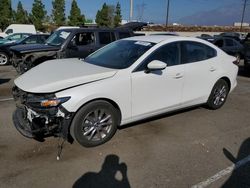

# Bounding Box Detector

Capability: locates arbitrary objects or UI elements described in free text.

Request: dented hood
[14,58,117,93]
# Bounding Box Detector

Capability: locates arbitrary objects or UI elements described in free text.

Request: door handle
[174,73,183,79]
[210,67,216,72]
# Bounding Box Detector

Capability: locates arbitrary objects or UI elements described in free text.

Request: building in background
[234,22,250,27]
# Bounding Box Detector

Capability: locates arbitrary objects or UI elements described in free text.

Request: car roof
[58,28,132,32]
[29,33,50,36]
[123,35,217,48]
[8,33,32,35]
[124,35,177,43]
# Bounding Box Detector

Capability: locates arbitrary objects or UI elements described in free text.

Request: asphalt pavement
[0,65,250,188]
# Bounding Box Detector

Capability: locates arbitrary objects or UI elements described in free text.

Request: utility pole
[166,0,170,27]
[130,0,133,22]
[240,0,247,32]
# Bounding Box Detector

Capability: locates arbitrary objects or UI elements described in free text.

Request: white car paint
[14,36,238,126]
[15,58,117,93]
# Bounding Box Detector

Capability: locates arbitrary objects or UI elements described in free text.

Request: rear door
[181,41,218,106]
[66,31,96,58]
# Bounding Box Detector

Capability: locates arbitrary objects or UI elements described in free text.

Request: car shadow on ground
[0,78,10,85]
[73,154,131,188]
[222,138,250,188]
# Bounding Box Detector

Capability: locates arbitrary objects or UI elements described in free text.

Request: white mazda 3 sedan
[13,36,238,147]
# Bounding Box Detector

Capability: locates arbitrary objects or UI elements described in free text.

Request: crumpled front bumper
[13,107,35,139]
[12,87,74,142]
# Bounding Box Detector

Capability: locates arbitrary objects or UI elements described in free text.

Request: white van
[0,24,36,38]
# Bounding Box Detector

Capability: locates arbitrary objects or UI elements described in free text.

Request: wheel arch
[219,76,231,91]
[74,98,122,124]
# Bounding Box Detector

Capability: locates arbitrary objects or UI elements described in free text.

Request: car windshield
[46,30,71,46]
[85,40,155,69]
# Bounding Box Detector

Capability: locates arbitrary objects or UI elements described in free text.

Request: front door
[66,32,96,58]
[131,42,184,118]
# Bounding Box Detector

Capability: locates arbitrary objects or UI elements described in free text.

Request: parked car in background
[118,22,148,31]
[213,37,244,64]
[12,36,238,148]
[218,32,243,42]
[10,28,133,74]
[0,24,36,38]
[0,33,31,45]
[197,34,215,42]
[0,34,50,66]
[149,32,179,36]
[243,36,250,71]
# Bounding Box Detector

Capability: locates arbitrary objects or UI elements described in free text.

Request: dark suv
[10,28,133,74]
[0,34,50,66]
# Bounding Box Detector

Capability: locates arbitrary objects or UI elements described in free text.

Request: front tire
[207,79,229,110]
[0,52,9,66]
[70,100,119,147]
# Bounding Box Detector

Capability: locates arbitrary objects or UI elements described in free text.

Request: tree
[114,2,122,27]
[95,3,112,27]
[0,0,12,31]
[52,0,66,26]
[30,0,47,31]
[68,0,85,26]
[15,1,29,24]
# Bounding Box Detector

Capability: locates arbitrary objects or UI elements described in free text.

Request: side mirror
[146,60,167,73]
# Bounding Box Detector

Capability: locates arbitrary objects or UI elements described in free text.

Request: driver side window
[72,32,95,46]
[5,29,13,34]
[135,42,180,72]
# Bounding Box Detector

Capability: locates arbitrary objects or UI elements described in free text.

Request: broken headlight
[27,96,71,108]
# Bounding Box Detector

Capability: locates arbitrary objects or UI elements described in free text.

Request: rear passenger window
[119,32,130,39]
[99,32,115,45]
[182,42,217,64]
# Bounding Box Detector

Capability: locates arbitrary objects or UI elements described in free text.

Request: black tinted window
[225,39,234,47]
[182,42,217,64]
[119,32,131,39]
[136,42,180,71]
[73,32,95,46]
[24,36,37,44]
[111,32,115,42]
[214,39,224,48]
[39,35,49,43]
[99,32,113,44]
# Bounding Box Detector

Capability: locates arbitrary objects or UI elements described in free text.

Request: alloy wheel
[81,109,113,141]
[0,53,8,65]
[213,85,227,106]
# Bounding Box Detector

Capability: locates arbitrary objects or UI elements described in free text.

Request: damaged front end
[12,86,74,143]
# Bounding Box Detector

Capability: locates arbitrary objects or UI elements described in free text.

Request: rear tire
[207,79,229,110]
[70,100,119,147]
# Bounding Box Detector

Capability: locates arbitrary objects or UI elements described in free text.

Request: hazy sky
[12,0,248,26]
